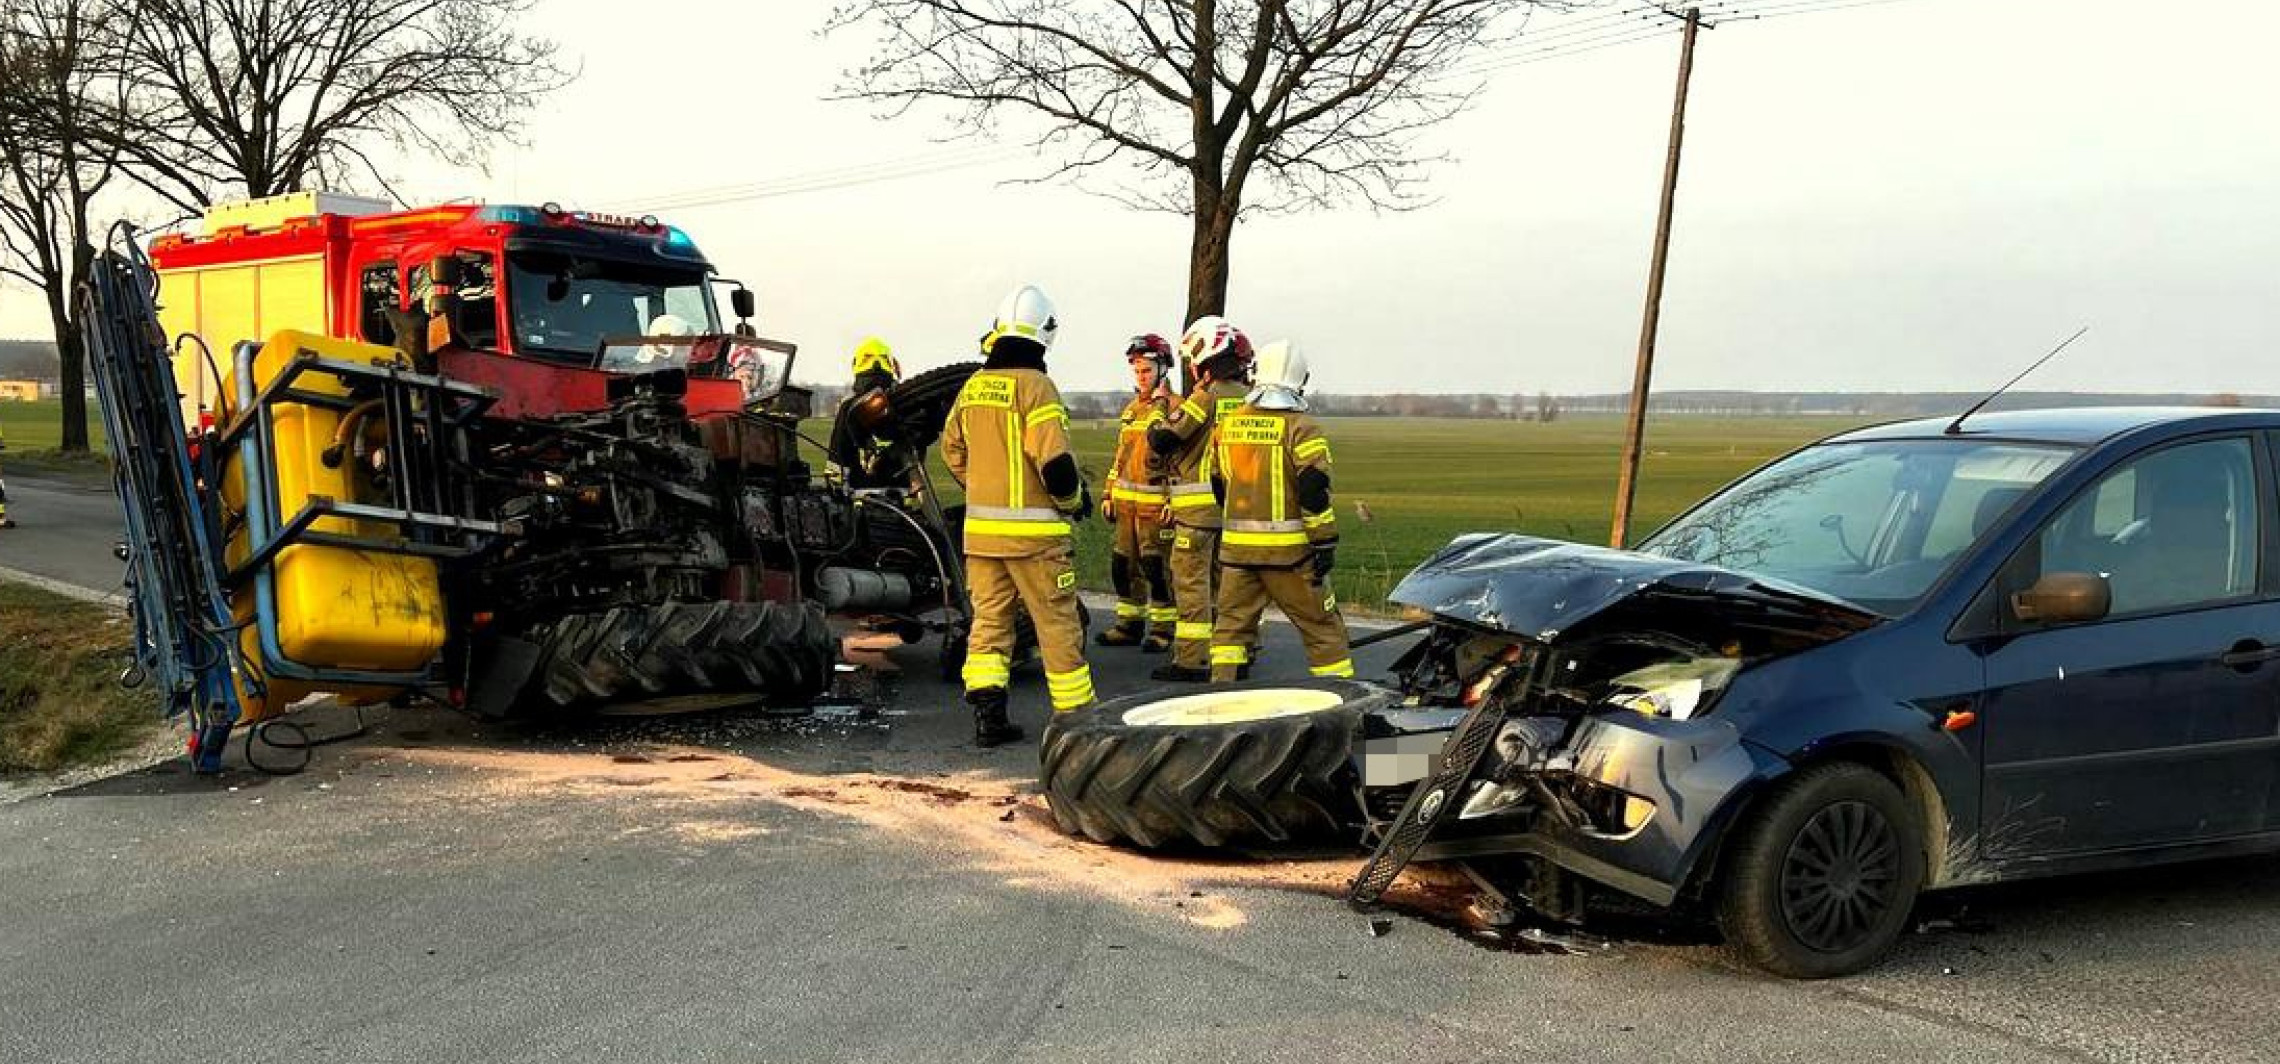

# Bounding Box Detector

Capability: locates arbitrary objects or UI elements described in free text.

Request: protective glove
[1102,496,1117,522]
[1310,544,1336,583]
[1057,483,1095,523]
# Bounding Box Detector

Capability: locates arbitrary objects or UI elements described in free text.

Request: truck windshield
[1639,438,2076,615]
[507,251,717,361]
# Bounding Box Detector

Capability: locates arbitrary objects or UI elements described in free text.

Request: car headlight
[1604,657,1741,721]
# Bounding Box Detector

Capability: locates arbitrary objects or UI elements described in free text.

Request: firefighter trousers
[1167,525,1222,670]
[963,545,1095,711]
[1109,508,1175,636]
[1210,562,1354,683]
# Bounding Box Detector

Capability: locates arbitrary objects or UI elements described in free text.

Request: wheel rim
[1120,688,1343,726]
[1777,800,1901,954]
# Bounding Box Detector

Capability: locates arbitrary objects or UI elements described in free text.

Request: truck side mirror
[731,287,755,321]
[2011,571,2111,626]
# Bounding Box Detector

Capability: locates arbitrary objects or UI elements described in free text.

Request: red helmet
[1178,315,1254,379]
[1124,333,1173,372]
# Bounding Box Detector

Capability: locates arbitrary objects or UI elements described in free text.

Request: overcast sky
[4,0,2274,396]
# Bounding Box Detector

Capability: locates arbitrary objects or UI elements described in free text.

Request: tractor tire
[527,600,837,713]
[887,361,981,454]
[1038,679,1393,850]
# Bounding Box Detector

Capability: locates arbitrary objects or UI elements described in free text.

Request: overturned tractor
[89,195,980,770]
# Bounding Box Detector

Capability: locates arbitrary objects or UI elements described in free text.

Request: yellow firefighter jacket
[943,366,1078,558]
[1108,392,1169,516]
[1156,380,1249,530]
[1213,404,1337,567]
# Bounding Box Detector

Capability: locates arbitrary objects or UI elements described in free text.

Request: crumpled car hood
[1389,533,1882,645]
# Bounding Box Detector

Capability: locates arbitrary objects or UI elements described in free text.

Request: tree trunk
[1183,202,1236,329]
[46,292,88,453]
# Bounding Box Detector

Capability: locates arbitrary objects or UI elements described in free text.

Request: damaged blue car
[1044,407,2280,977]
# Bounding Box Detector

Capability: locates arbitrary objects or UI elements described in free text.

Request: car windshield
[1640,438,2077,615]
[507,251,717,361]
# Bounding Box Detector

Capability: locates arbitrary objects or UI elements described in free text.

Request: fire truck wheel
[1038,679,1391,851]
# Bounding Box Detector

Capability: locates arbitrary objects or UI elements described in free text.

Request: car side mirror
[2011,571,2111,626]
[730,286,756,321]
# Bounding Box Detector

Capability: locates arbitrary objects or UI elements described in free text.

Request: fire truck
[92,192,978,764]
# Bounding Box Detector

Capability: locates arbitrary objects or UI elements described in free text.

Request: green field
[0,398,106,453]
[906,413,1871,608]
[1,397,1870,607]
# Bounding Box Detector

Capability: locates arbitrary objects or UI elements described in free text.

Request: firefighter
[941,285,1095,746]
[1208,340,1351,682]
[1145,316,1254,682]
[828,336,913,490]
[1096,334,1177,651]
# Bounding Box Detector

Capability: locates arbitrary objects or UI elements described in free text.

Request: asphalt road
[0,473,129,595]
[3,472,2277,1064]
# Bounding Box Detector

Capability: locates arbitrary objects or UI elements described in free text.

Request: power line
[609,0,1925,215]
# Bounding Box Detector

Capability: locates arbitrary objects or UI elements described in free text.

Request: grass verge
[0,582,159,774]
[3,447,115,488]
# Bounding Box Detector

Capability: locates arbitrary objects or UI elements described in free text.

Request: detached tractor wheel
[1038,679,1394,850]
[528,600,838,713]
[1714,762,1925,979]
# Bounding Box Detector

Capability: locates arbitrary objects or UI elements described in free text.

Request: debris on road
[386,741,1477,933]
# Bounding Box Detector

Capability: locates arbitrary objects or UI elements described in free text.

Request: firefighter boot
[969,687,1025,748]
[1150,663,1210,683]
[1094,620,1145,647]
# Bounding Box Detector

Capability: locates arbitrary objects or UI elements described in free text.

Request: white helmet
[1248,340,1310,412]
[984,283,1059,354]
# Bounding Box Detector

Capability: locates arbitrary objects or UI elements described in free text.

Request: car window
[2028,437,2259,616]
[1647,440,2073,615]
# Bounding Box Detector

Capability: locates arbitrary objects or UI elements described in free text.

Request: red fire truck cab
[150,194,761,420]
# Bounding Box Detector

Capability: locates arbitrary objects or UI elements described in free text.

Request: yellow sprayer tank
[219,330,446,720]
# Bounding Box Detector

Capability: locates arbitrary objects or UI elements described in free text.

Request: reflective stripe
[1223,529,1309,548]
[1179,399,1206,422]
[967,499,1074,535]
[1304,511,1337,530]
[1112,487,1169,504]
[1148,607,1178,623]
[966,518,1072,537]
[1226,518,1305,533]
[1004,401,1023,510]
[1210,645,1249,665]
[1115,602,1145,619]
[1169,495,1217,510]
[1026,404,1067,427]
[970,504,1066,522]
[963,651,1011,690]
[1293,438,1331,462]
[1047,666,1096,710]
[1174,621,1213,641]
[1309,658,1356,679]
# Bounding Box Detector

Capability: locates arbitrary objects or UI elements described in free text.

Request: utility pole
[1609,6,1704,548]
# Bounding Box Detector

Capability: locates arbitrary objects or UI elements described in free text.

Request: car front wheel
[1715,762,1925,978]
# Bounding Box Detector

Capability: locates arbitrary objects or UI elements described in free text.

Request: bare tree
[0,0,126,452]
[108,0,569,209]
[828,0,1578,327]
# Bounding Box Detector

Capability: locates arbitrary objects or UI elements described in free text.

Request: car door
[1974,433,2280,858]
